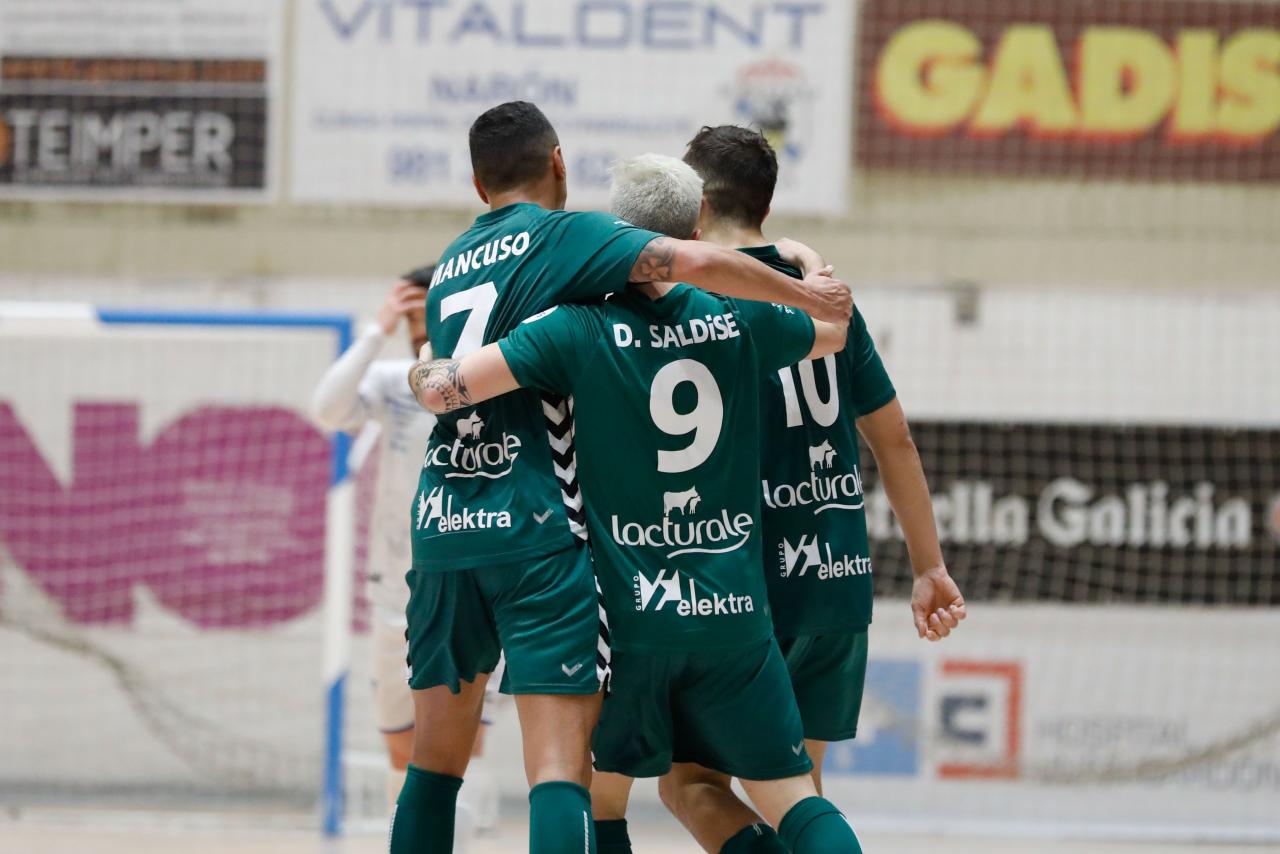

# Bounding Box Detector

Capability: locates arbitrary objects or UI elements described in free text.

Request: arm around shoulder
[408,343,521,415]
[630,237,853,325]
[807,318,849,360]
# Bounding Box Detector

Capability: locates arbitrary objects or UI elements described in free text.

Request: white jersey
[312,324,435,620]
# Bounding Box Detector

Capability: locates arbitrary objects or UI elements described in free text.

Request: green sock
[720,821,789,853]
[529,780,595,854]
[778,797,862,854]
[389,765,463,854]
[594,817,632,854]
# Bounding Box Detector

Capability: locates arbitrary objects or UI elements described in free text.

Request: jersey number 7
[439,281,498,358]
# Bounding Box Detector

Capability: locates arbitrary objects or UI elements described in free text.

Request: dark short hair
[469,101,560,194]
[683,125,778,229]
[401,264,436,289]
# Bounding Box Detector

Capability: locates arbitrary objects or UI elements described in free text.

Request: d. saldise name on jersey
[611,311,742,350]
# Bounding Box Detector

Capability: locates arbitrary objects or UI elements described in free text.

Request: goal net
[0,306,370,827]
[818,284,1280,840]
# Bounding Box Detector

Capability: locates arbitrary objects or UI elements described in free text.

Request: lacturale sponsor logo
[778,534,872,580]
[611,486,753,557]
[424,411,521,479]
[632,568,755,617]
[416,486,512,533]
[762,447,864,514]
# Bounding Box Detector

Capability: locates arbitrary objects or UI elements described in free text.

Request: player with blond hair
[394,102,852,854]
[409,153,864,853]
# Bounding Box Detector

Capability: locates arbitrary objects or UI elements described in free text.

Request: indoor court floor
[3,811,1274,854]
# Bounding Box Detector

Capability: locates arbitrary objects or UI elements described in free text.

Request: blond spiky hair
[609,153,704,240]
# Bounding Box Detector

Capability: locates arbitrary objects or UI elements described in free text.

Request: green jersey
[412,203,660,571]
[745,246,897,636]
[499,285,815,652]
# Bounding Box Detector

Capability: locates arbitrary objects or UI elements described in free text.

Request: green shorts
[778,630,869,742]
[593,636,812,781]
[405,543,602,695]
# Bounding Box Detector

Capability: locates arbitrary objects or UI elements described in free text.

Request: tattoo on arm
[409,358,472,413]
[629,236,678,283]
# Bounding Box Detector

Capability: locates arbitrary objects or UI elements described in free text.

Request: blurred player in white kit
[311,268,498,845]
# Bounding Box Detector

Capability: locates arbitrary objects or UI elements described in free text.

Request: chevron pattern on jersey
[542,393,586,540]
[541,392,611,687]
[595,574,612,689]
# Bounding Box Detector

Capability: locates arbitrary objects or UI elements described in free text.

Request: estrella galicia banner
[862,421,1280,605]
[0,0,282,200]
[291,1,853,212]
[857,0,1280,181]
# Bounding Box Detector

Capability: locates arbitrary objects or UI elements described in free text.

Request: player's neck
[486,183,561,212]
[699,222,768,251]
[633,281,678,301]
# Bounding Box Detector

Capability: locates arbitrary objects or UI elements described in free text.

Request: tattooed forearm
[408,358,472,413]
[630,236,678,283]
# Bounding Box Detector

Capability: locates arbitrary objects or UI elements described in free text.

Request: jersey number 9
[649,359,724,474]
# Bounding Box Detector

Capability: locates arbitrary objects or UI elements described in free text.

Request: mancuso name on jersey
[411,203,661,572]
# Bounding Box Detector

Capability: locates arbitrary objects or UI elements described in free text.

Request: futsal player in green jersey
[653,126,968,853]
[410,154,863,853]
[395,103,853,854]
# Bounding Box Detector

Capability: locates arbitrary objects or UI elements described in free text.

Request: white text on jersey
[432,231,531,286]
[610,313,741,350]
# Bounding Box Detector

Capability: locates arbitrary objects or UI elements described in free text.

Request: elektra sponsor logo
[763,453,864,514]
[778,534,872,580]
[425,412,521,479]
[633,568,755,617]
[416,486,512,534]
[611,486,752,558]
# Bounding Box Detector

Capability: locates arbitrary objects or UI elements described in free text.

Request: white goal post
[0,304,362,835]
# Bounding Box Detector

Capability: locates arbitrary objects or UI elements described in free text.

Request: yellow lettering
[971,25,1078,136]
[875,21,985,134]
[1079,27,1177,138]
[1217,29,1280,141]
[1171,30,1218,139]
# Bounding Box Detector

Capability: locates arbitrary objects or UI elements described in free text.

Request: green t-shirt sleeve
[497,305,594,396]
[547,211,663,302]
[732,299,817,373]
[847,307,897,415]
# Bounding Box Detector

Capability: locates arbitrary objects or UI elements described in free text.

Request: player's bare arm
[807,316,849,361]
[630,236,853,324]
[857,398,967,641]
[773,237,827,277]
[631,235,677,281]
[408,343,520,415]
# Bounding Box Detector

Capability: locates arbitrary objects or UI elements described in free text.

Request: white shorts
[371,618,414,733]
[370,618,505,733]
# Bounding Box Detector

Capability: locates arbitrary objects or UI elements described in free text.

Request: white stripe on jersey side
[541,393,610,689]
[595,575,611,690]
[542,393,587,540]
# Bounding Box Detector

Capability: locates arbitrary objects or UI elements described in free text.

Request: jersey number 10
[777,356,839,428]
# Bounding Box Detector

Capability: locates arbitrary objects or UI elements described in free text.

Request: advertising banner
[0,0,283,200]
[861,421,1280,606]
[857,0,1280,180]
[291,1,853,212]
[819,603,1280,838]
